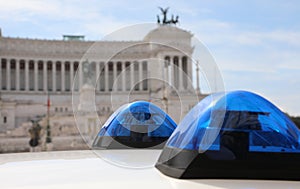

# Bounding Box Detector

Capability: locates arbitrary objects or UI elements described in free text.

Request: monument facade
[0,24,206,152]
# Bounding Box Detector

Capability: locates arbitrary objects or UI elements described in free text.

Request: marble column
[25,60,29,91]
[16,60,20,91]
[52,62,56,92]
[34,61,38,91]
[139,61,143,91]
[178,57,183,91]
[104,63,109,91]
[130,62,134,90]
[70,62,74,91]
[169,56,174,87]
[113,62,117,91]
[6,59,11,90]
[61,62,65,92]
[122,62,126,91]
[96,62,100,91]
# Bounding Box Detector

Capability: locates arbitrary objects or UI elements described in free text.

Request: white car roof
[0,150,298,189]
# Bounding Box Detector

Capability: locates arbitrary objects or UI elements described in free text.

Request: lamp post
[162,58,169,114]
[46,90,51,143]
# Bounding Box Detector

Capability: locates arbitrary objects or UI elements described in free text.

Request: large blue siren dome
[156,90,300,180]
[92,101,177,149]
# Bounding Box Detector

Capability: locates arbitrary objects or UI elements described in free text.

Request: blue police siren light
[155,90,300,180]
[92,101,177,149]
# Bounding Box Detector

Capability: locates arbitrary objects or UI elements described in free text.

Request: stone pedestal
[77,84,99,147]
[76,113,99,147]
[78,84,95,112]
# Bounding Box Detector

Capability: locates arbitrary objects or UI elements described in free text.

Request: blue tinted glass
[167,91,300,153]
[97,101,177,137]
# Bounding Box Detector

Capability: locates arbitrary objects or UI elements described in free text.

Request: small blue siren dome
[156,90,300,180]
[93,101,177,149]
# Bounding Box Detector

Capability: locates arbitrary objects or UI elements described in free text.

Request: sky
[0,0,300,116]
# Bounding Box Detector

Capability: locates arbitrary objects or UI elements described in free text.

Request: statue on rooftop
[157,7,179,25]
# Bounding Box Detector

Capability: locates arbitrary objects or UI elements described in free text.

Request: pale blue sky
[1,0,300,115]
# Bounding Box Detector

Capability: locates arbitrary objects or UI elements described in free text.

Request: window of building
[3,116,7,124]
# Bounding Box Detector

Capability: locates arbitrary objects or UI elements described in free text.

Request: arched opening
[117,62,122,91]
[56,61,62,91]
[99,62,105,92]
[47,61,53,91]
[182,56,188,89]
[20,60,25,90]
[173,56,179,89]
[125,61,131,91]
[29,60,34,91]
[142,61,148,91]
[73,61,79,91]
[108,62,113,91]
[134,61,139,91]
[38,60,43,91]
[65,61,70,91]
[10,59,16,90]
[1,59,7,90]
[164,56,170,67]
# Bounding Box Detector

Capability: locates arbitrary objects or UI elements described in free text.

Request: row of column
[164,55,190,91]
[0,59,148,92]
[0,59,77,92]
[91,61,148,92]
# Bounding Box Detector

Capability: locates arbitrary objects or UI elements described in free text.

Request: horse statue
[157,7,179,25]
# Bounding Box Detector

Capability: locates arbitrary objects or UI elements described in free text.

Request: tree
[290,116,300,129]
